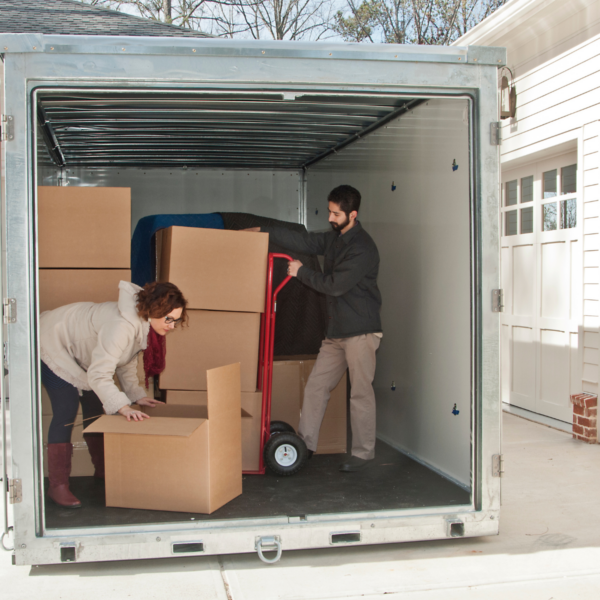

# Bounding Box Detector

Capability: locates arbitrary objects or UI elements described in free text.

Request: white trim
[502,402,572,433]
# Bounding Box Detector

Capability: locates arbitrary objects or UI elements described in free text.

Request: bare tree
[333,0,508,44]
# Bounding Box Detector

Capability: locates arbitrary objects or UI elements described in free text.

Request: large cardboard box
[160,310,260,392]
[39,269,131,313]
[271,358,347,454]
[38,186,131,268]
[85,364,243,514]
[158,226,268,313]
[165,389,263,472]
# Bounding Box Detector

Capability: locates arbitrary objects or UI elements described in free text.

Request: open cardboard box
[164,389,263,472]
[85,363,243,514]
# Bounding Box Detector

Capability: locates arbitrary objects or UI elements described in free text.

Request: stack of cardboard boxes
[38,186,134,476]
[157,226,269,472]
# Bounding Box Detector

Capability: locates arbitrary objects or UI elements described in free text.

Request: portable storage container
[0,34,504,565]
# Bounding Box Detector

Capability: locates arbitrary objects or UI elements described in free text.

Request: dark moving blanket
[220,213,327,357]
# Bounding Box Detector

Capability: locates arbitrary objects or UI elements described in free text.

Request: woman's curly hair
[136,282,189,325]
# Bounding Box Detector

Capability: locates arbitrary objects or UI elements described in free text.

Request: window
[562,164,577,194]
[560,198,577,229]
[521,206,533,234]
[542,203,558,231]
[543,169,557,198]
[505,210,518,236]
[521,176,533,203]
[506,180,518,206]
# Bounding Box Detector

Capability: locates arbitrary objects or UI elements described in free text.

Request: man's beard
[330,215,350,232]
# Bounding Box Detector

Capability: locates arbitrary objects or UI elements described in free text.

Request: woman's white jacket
[40,281,149,415]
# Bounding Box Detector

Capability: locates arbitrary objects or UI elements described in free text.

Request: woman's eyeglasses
[164,316,183,327]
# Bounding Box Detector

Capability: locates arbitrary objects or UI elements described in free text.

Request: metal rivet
[329,53,332,56]
[458,57,462,61]
[33,46,37,50]
[122,48,126,51]
[156,537,161,542]
[262,51,265,54]
[498,59,502,63]
[21,544,26,548]
[371,523,375,528]
[192,49,196,52]
[50,47,54,50]
[394,55,397,58]
[3,47,7,51]
[473,58,478,62]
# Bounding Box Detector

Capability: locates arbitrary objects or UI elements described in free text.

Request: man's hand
[242,227,261,232]
[287,260,303,277]
[118,405,151,421]
[137,397,165,408]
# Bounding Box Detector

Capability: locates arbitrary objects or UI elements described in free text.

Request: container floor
[44,439,470,529]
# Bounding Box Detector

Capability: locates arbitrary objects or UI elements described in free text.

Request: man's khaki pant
[298,334,381,460]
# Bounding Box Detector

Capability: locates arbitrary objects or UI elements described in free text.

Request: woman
[40,280,188,508]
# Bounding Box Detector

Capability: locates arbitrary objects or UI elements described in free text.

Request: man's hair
[328,185,361,216]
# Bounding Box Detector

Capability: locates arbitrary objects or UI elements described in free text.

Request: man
[250,185,382,472]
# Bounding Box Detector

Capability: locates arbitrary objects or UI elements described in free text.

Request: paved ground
[2,412,600,599]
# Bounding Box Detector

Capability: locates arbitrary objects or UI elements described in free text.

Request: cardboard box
[271,358,347,454]
[43,443,95,477]
[165,389,263,472]
[160,310,260,392]
[85,363,243,514]
[38,186,131,268]
[158,227,268,313]
[39,269,131,313]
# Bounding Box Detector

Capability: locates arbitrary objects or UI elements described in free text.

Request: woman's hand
[137,397,165,408]
[118,405,151,421]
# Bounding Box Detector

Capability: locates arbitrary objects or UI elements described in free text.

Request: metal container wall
[0,34,504,565]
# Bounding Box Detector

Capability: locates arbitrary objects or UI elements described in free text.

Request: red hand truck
[243,253,310,476]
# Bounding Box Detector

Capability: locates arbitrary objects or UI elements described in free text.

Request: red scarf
[143,326,166,388]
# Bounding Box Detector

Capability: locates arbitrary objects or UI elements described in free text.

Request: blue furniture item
[131,213,224,286]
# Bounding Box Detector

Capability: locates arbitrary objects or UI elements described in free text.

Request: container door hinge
[492,454,504,477]
[9,479,22,504]
[490,122,501,146]
[3,299,16,324]
[492,289,504,313]
[1,115,14,142]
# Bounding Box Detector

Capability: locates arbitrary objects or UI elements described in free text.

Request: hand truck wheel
[264,432,308,476]
[269,420,295,437]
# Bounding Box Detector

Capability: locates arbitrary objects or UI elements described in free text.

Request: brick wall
[571,393,598,443]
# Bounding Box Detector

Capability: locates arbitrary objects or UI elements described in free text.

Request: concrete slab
[1,413,599,599]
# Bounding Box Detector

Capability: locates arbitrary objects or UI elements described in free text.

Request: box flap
[84,415,205,437]
[206,363,242,418]
[140,404,208,419]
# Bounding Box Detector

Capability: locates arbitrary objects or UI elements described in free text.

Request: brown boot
[47,443,81,508]
[84,434,105,479]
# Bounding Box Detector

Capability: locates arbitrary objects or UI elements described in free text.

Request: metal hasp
[9,479,22,504]
[255,536,282,564]
[492,454,504,477]
[3,299,16,324]
[490,122,501,146]
[1,115,14,142]
[492,289,504,313]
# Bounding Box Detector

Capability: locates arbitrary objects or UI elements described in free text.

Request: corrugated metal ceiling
[37,91,420,170]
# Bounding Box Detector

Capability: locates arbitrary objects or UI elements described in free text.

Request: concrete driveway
[2,413,599,599]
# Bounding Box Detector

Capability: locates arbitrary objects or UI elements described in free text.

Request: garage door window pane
[521,176,533,203]
[562,164,577,194]
[506,180,518,206]
[560,199,577,229]
[543,170,557,199]
[521,206,533,233]
[542,203,557,231]
[505,210,518,235]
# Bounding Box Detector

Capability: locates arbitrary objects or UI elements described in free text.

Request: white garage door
[501,151,581,423]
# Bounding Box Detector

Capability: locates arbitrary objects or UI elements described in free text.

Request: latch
[492,289,504,313]
[492,454,504,477]
[1,115,14,142]
[3,298,16,324]
[490,122,501,146]
[9,479,22,504]
[255,535,282,564]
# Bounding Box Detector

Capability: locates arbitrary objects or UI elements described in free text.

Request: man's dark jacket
[262,221,382,339]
